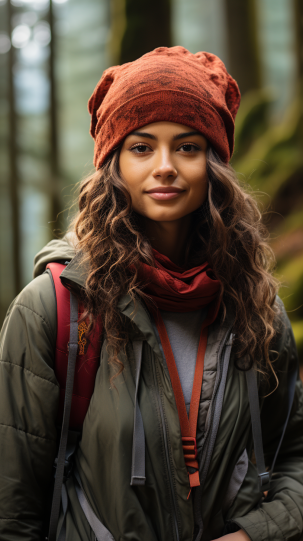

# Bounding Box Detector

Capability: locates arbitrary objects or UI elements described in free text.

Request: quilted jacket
[0,238,302,541]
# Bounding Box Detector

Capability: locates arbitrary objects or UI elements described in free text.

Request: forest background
[0,0,303,370]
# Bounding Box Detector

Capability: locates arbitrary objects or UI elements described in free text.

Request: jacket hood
[33,234,77,278]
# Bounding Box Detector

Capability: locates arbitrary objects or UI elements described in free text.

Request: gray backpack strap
[246,364,298,492]
[57,484,68,541]
[72,341,145,540]
[130,340,146,486]
[245,368,270,490]
[47,292,79,541]
[74,470,114,541]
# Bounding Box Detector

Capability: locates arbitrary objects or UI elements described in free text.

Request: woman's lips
[145,186,185,200]
[147,192,183,200]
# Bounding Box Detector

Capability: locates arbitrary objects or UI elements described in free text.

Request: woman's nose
[152,149,177,181]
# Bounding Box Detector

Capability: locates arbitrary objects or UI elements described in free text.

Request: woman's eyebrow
[129,131,157,140]
[173,131,202,140]
[128,130,202,141]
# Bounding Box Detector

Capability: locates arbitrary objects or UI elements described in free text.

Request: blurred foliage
[232,88,303,361]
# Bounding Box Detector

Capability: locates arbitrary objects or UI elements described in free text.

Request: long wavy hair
[72,146,280,379]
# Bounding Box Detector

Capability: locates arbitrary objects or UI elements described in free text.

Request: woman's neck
[143,215,192,266]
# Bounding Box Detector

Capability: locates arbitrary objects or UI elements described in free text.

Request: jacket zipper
[151,351,180,541]
[151,327,233,541]
[141,301,233,541]
[140,301,180,541]
[198,328,234,490]
[189,328,234,541]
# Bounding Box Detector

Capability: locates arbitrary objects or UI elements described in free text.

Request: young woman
[0,46,302,541]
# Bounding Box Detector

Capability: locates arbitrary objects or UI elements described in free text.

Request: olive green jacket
[0,238,303,541]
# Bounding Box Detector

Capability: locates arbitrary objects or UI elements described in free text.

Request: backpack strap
[46,262,101,430]
[72,340,145,539]
[245,369,270,490]
[57,484,68,541]
[246,363,298,492]
[47,292,79,541]
[152,301,220,490]
[74,469,115,541]
[130,340,146,486]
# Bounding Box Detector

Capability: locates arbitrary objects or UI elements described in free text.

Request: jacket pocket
[222,449,248,515]
[223,454,262,524]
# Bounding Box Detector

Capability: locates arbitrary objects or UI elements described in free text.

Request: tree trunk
[294,0,303,81]
[49,0,61,228]
[118,0,172,65]
[8,0,21,295]
[224,0,261,94]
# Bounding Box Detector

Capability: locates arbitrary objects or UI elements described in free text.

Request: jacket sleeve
[0,273,59,540]
[234,300,303,541]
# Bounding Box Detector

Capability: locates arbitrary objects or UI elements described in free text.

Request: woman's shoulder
[15,272,56,333]
[3,272,57,345]
[0,272,58,380]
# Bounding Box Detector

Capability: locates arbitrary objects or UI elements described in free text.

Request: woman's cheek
[190,179,208,206]
[130,190,147,215]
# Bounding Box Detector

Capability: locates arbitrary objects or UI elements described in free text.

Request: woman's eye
[179,143,199,152]
[131,144,150,153]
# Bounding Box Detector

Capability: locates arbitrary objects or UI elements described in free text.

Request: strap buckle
[182,437,197,460]
[53,456,74,483]
[258,471,271,492]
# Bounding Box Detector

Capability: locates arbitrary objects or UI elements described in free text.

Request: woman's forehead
[126,122,207,141]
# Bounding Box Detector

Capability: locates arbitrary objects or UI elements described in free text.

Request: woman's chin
[143,212,189,223]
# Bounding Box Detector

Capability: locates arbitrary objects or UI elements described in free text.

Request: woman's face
[119,121,208,223]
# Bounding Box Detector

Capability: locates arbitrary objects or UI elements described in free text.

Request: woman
[0,46,302,541]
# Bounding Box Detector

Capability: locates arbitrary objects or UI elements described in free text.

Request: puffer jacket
[0,237,303,541]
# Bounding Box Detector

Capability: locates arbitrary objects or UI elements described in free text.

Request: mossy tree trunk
[224,0,261,94]
[117,0,172,65]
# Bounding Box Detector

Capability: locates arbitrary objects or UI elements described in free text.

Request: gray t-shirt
[160,307,207,413]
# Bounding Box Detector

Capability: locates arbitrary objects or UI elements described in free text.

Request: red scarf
[137,249,221,312]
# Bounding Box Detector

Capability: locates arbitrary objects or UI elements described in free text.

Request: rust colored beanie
[88,46,241,169]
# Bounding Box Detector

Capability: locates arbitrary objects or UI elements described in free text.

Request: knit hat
[88,46,241,169]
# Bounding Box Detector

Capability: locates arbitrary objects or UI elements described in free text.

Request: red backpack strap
[46,262,102,429]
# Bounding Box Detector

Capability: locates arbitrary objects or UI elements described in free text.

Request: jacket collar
[60,254,235,357]
[60,251,87,289]
[118,296,162,357]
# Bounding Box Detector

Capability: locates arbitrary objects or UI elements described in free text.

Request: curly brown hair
[72,146,280,379]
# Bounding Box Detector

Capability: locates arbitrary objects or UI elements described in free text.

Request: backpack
[44,262,298,541]
[46,262,102,429]
[45,262,105,541]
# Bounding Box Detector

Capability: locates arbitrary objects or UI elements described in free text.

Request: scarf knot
[137,249,221,312]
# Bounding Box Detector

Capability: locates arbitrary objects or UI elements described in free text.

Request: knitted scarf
[137,249,221,312]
